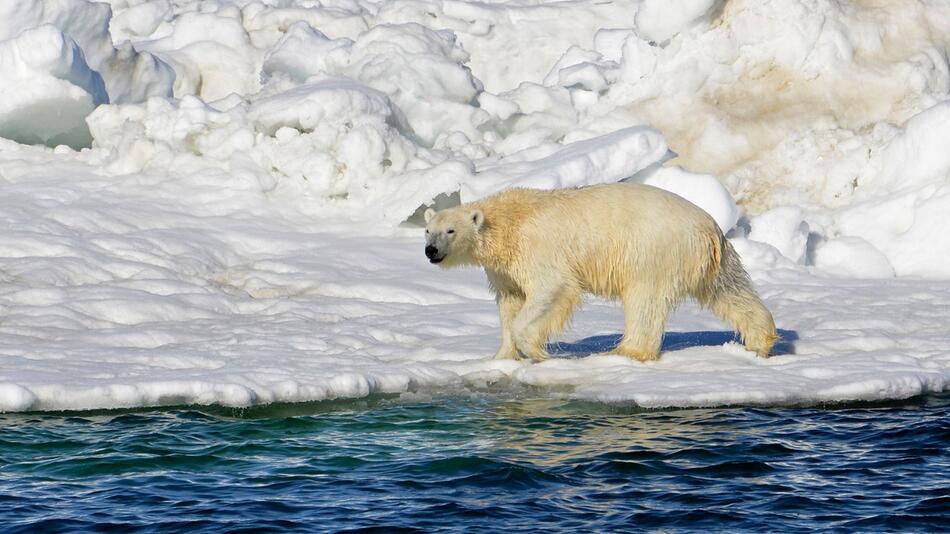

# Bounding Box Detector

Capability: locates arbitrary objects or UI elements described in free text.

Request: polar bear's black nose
[425,245,438,259]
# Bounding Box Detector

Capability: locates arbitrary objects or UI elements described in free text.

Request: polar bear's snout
[424,206,483,266]
[425,245,443,263]
[424,228,450,264]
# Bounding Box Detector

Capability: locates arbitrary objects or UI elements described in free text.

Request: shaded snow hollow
[0,0,948,411]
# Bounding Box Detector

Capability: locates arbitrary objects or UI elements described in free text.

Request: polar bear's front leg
[512,296,552,362]
[493,292,524,360]
[615,284,673,361]
[512,283,580,362]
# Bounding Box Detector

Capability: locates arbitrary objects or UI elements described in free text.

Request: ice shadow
[548,329,799,358]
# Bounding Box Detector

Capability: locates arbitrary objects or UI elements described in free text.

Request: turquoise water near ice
[1,393,948,532]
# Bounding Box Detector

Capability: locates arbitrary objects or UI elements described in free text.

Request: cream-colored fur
[424,184,777,362]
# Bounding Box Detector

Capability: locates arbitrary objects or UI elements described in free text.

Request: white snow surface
[0,0,948,411]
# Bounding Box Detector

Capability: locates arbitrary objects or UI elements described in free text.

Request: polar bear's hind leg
[701,238,778,357]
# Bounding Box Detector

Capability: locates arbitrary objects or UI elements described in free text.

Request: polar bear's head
[423,206,485,267]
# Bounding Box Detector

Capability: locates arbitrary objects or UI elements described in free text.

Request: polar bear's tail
[699,234,778,357]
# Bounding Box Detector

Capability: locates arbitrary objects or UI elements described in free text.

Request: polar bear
[424,183,777,362]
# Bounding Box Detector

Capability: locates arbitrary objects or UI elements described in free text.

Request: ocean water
[1,392,947,533]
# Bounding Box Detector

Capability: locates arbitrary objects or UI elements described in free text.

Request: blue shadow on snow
[547,329,798,358]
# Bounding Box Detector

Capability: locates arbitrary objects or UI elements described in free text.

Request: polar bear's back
[476,183,723,298]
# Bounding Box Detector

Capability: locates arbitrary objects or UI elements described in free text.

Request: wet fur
[425,183,777,362]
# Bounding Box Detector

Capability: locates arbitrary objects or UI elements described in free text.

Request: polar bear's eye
[447,229,455,234]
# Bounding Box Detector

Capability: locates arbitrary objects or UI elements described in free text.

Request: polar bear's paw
[612,345,660,362]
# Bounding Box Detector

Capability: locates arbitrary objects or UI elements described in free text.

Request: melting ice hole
[548,329,799,358]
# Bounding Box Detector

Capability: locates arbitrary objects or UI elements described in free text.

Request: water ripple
[0,394,947,532]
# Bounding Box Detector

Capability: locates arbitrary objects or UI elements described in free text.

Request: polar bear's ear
[424,208,436,223]
[470,209,484,230]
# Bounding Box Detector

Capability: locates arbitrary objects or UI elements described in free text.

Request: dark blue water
[1,393,948,533]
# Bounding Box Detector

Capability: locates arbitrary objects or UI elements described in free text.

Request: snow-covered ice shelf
[0,142,947,412]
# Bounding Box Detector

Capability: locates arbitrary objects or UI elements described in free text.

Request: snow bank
[82,0,743,226]
[834,102,950,277]
[341,23,486,146]
[87,83,468,223]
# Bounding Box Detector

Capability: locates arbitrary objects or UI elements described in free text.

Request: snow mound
[0,25,106,149]
[342,23,486,146]
[375,0,638,92]
[261,22,351,84]
[635,0,720,44]
[835,102,950,277]
[261,20,489,147]
[0,0,173,148]
[468,126,669,200]
[748,207,810,265]
[641,166,740,232]
[87,81,466,222]
[0,0,174,104]
[812,237,895,278]
[131,9,257,101]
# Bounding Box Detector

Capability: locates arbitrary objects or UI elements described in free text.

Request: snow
[634,0,719,44]
[0,0,174,103]
[468,126,669,201]
[0,0,172,149]
[0,25,106,150]
[640,166,739,232]
[812,237,896,279]
[834,102,950,277]
[0,0,948,412]
[747,207,810,265]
